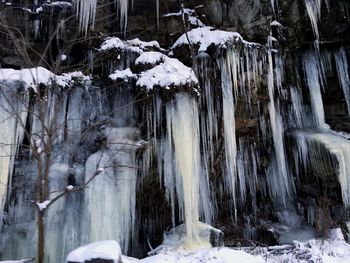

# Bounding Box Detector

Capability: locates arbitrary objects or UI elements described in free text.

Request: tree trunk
[37,211,45,263]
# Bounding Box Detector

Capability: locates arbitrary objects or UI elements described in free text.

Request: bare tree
[0,2,145,263]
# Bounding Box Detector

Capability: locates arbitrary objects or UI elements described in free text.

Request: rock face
[0,0,350,262]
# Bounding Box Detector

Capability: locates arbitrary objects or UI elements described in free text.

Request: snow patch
[109,68,136,81]
[135,51,165,66]
[0,67,90,90]
[271,20,282,27]
[99,37,161,54]
[163,8,205,27]
[141,247,265,263]
[172,26,256,52]
[66,240,122,263]
[36,200,51,211]
[65,185,74,191]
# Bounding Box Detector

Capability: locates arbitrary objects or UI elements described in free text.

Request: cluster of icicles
[74,0,160,34]
[75,0,129,34]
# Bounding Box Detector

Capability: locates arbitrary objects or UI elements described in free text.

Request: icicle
[82,127,142,254]
[166,93,201,242]
[75,0,129,34]
[290,87,305,128]
[88,49,94,73]
[198,55,216,224]
[156,0,160,29]
[266,37,293,206]
[237,139,258,208]
[302,51,327,127]
[334,47,350,117]
[116,0,129,33]
[0,90,28,213]
[271,0,276,14]
[75,0,97,35]
[218,50,238,221]
[33,19,40,40]
[304,0,322,41]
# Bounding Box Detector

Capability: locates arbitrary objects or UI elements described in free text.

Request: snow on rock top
[0,67,90,90]
[172,26,255,52]
[109,68,136,81]
[0,67,53,88]
[56,71,91,87]
[99,37,161,54]
[135,51,165,66]
[66,240,122,263]
[126,38,161,50]
[136,53,198,91]
[163,8,205,27]
[99,37,126,51]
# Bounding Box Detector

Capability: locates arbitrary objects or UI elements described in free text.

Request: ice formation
[302,51,326,127]
[304,0,322,40]
[82,126,143,253]
[2,3,350,262]
[75,0,129,34]
[334,47,350,117]
[266,37,293,205]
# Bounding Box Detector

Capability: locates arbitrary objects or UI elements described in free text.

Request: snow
[0,260,33,263]
[271,20,282,27]
[136,54,198,90]
[126,38,161,51]
[0,67,54,88]
[63,229,350,263]
[36,200,51,211]
[141,247,265,263]
[172,26,255,52]
[152,222,221,253]
[99,37,126,51]
[135,51,165,66]
[66,240,122,263]
[56,71,91,87]
[98,37,161,54]
[65,185,74,191]
[163,8,205,27]
[109,68,136,81]
[61,54,67,61]
[0,67,90,90]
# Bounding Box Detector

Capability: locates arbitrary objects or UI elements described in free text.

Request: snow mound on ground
[140,247,265,263]
[172,26,257,52]
[0,260,33,263]
[136,53,198,90]
[66,240,122,263]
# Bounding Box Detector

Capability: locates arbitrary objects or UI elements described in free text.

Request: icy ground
[59,228,350,263]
